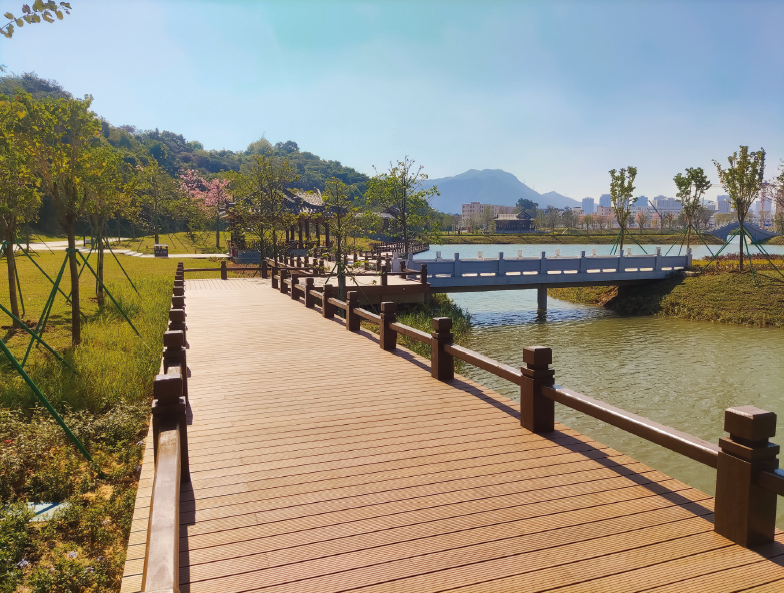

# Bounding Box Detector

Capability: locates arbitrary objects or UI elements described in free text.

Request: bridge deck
[122,278,784,593]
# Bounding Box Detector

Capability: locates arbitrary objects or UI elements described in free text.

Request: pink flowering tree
[178,169,231,248]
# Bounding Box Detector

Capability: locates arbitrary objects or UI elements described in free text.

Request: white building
[461,202,516,218]
[717,196,731,213]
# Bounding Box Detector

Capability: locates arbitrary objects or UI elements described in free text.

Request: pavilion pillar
[316,221,321,246]
[537,286,547,311]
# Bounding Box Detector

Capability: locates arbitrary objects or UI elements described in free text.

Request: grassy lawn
[549,258,784,327]
[0,251,223,591]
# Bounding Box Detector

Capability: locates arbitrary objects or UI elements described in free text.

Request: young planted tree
[561,207,576,231]
[713,146,766,271]
[178,169,231,249]
[229,153,297,260]
[480,205,495,234]
[635,210,649,234]
[323,177,360,299]
[0,95,41,326]
[673,167,711,249]
[16,91,101,345]
[84,145,135,306]
[609,167,637,251]
[545,205,560,233]
[365,157,438,258]
[135,158,178,245]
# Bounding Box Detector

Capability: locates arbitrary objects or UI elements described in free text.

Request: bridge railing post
[304,277,315,308]
[220,260,227,280]
[261,259,268,279]
[654,247,661,271]
[290,273,299,300]
[380,302,397,351]
[520,346,555,433]
[322,284,336,319]
[279,269,289,295]
[540,251,546,275]
[454,253,460,278]
[430,317,454,381]
[498,252,504,276]
[346,291,360,331]
[715,406,779,547]
[579,251,586,273]
[271,263,279,289]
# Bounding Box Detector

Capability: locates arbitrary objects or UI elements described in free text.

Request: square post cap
[523,346,552,367]
[432,317,452,331]
[724,406,777,441]
[381,301,396,313]
[169,308,186,323]
[163,330,184,348]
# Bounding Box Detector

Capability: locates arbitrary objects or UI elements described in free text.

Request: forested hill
[0,73,370,197]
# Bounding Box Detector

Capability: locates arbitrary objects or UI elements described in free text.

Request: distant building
[493,211,533,233]
[599,194,612,208]
[704,201,716,211]
[581,197,595,214]
[461,202,516,218]
[596,205,613,217]
[717,195,731,213]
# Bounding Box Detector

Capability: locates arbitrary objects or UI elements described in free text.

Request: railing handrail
[267,268,783,549]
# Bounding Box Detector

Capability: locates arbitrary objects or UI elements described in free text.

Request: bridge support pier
[537,286,547,311]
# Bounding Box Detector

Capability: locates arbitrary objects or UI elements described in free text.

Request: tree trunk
[216,207,220,249]
[154,223,160,245]
[686,218,692,250]
[66,223,81,346]
[739,217,745,272]
[97,223,105,307]
[619,226,625,252]
[4,240,21,328]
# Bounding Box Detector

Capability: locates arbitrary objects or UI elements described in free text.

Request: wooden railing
[270,272,784,550]
[371,240,430,256]
[141,262,191,593]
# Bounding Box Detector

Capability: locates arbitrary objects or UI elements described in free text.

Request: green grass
[360,293,473,370]
[0,251,224,591]
[436,232,724,245]
[549,258,784,327]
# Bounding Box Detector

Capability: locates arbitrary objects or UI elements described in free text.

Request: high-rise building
[717,196,731,213]
[581,197,595,214]
[651,196,682,212]
[599,194,612,207]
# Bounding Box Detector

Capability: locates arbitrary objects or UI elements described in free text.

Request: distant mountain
[420,169,580,213]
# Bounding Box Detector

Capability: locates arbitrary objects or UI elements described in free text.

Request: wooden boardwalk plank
[121,277,783,593]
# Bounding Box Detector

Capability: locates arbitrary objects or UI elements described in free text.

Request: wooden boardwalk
[123,278,784,593]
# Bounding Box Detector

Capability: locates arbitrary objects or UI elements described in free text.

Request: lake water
[415,244,784,523]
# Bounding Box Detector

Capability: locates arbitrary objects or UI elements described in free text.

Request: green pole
[0,339,94,465]
[14,242,79,311]
[665,227,687,256]
[0,301,75,372]
[698,228,739,274]
[742,228,757,287]
[104,237,138,294]
[76,251,141,337]
[22,252,68,367]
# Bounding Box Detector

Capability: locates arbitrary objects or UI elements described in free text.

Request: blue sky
[1,0,782,201]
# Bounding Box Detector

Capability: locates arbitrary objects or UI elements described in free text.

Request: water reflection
[444,287,784,525]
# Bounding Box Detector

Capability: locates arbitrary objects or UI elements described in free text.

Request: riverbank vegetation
[0,253,222,592]
[360,293,472,370]
[549,255,784,327]
[435,232,724,245]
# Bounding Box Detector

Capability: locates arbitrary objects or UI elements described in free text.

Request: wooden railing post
[271,262,279,289]
[304,277,315,308]
[171,295,185,310]
[715,406,779,547]
[289,273,299,300]
[162,330,188,401]
[151,367,190,482]
[322,284,336,318]
[346,291,360,331]
[220,260,227,280]
[261,259,268,279]
[168,309,186,341]
[520,346,555,433]
[431,317,454,381]
[420,263,428,284]
[380,302,397,351]
[381,264,388,286]
[279,269,288,295]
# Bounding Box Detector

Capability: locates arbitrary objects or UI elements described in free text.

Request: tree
[664,212,676,229]
[228,153,297,260]
[364,157,438,257]
[480,205,495,234]
[713,146,765,271]
[609,167,637,251]
[582,214,594,231]
[635,210,649,234]
[466,212,481,233]
[0,94,40,326]
[322,177,361,299]
[135,158,178,245]
[1,1,72,39]
[545,205,560,233]
[16,91,101,345]
[673,167,711,249]
[84,145,135,307]
[515,198,538,219]
[561,207,576,231]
